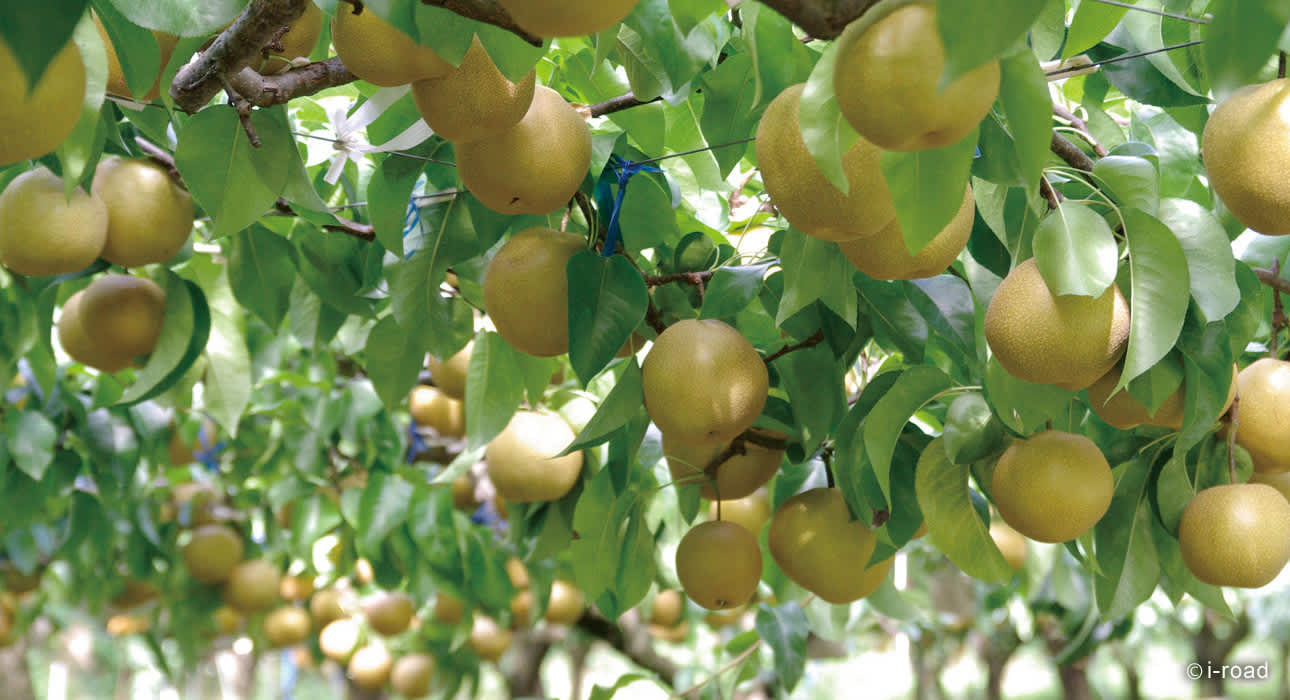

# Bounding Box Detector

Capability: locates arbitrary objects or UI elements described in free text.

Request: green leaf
[107,0,246,36]
[1093,460,1161,619]
[600,498,655,618]
[881,127,978,256]
[1032,201,1118,297]
[365,316,426,414]
[1118,209,1190,388]
[943,393,1005,465]
[697,54,764,176]
[1065,0,1127,57]
[937,0,1044,83]
[864,366,952,504]
[776,232,856,327]
[997,48,1054,193]
[701,263,772,319]
[914,438,1012,583]
[6,411,57,481]
[774,344,846,453]
[568,468,619,600]
[799,41,861,193]
[228,226,296,329]
[119,275,212,405]
[589,674,662,700]
[368,153,427,256]
[204,282,251,438]
[567,252,649,386]
[1157,198,1240,323]
[94,1,163,100]
[984,358,1073,435]
[0,0,87,87]
[1093,155,1159,216]
[1204,0,1290,94]
[357,471,414,555]
[741,2,813,109]
[754,602,809,692]
[564,361,645,454]
[174,105,292,238]
[464,333,526,450]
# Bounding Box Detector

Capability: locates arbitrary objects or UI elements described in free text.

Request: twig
[589,92,662,117]
[225,88,262,148]
[133,137,184,186]
[1254,267,1290,296]
[1039,177,1061,210]
[275,199,376,241]
[644,300,668,335]
[575,610,677,686]
[225,58,358,108]
[644,271,714,288]
[763,329,826,364]
[753,0,883,40]
[671,639,763,699]
[1052,103,1108,157]
[1272,259,1286,359]
[1051,132,1096,172]
[420,0,544,46]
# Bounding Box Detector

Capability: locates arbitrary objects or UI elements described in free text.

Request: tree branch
[420,0,544,46]
[763,329,825,364]
[753,0,883,39]
[1051,132,1096,172]
[590,92,662,117]
[275,199,375,241]
[171,0,314,113]
[576,609,677,686]
[1053,103,1108,157]
[1255,267,1290,296]
[225,58,358,108]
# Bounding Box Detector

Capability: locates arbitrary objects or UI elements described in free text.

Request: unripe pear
[675,521,762,611]
[78,274,167,362]
[92,157,194,267]
[412,36,536,143]
[484,411,584,502]
[1233,358,1290,473]
[990,431,1112,542]
[495,0,641,37]
[838,184,974,280]
[1179,483,1290,587]
[0,38,84,166]
[332,5,452,86]
[263,606,312,648]
[483,227,584,356]
[665,430,783,500]
[768,488,892,603]
[0,168,107,277]
[183,524,245,584]
[1202,79,1290,235]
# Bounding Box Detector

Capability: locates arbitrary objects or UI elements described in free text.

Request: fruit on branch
[78,274,168,363]
[544,579,586,625]
[482,227,584,356]
[838,184,974,280]
[989,520,1028,572]
[509,589,533,627]
[58,291,130,372]
[710,487,773,536]
[985,258,1129,390]
[348,643,394,691]
[109,579,159,610]
[91,157,194,267]
[642,319,768,447]
[468,614,512,662]
[390,652,435,698]
[427,341,472,399]
[1088,362,1237,431]
[1179,483,1290,587]
[222,559,282,613]
[408,385,465,437]
[768,488,892,604]
[0,167,107,277]
[264,605,312,647]
[310,587,346,627]
[495,0,642,37]
[0,37,84,166]
[675,521,762,611]
[663,429,783,500]
[1202,79,1290,235]
[182,523,245,584]
[649,589,684,627]
[412,36,537,143]
[319,617,362,661]
[455,85,592,215]
[833,0,1000,151]
[484,410,584,502]
[279,574,314,601]
[95,14,179,101]
[256,1,323,74]
[505,557,530,590]
[1232,358,1290,473]
[755,83,895,242]
[332,4,452,86]
[363,591,416,636]
[990,430,1113,543]
[213,606,243,636]
[432,593,464,626]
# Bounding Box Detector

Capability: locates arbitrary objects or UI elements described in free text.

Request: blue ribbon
[406,419,427,464]
[597,155,663,257]
[193,420,225,473]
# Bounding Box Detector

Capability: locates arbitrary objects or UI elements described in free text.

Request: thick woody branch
[1051,132,1096,172]
[420,0,544,45]
[576,610,677,686]
[225,58,358,108]
[1255,267,1290,296]
[171,0,313,113]
[753,0,881,39]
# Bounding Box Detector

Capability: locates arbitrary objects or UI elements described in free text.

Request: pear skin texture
[484,411,583,502]
[1202,79,1290,235]
[755,83,895,241]
[1234,358,1290,473]
[664,431,783,500]
[483,227,583,356]
[390,653,435,699]
[990,431,1113,543]
[767,488,892,604]
[543,580,586,625]
[495,0,640,37]
[468,615,512,662]
[222,559,282,613]
[1179,483,1290,587]
[348,644,394,690]
[984,258,1130,391]
[710,488,773,536]
[833,1,999,152]
[1252,470,1290,503]
[79,274,167,360]
[642,319,769,447]
[256,2,322,74]
[0,168,107,277]
[93,157,194,267]
[675,521,762,611]
[263,606,312,648]
[0,39,84,166]
[333,5,451,86]
[58,290,134,372]
[96,15,178,101]
[427,341,471,399]
[412,36,536,143]
[183,524,245,584]
[455,86,591,216]
[408,385,465,437]
[363,591,416,636]
[1086,362,1184,430]
[839,184,974,280]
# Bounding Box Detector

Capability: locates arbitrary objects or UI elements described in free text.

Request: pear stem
[763,329,826,364]
[1280,52,1288,80]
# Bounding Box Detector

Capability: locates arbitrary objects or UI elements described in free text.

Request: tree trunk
[1191,610,1250,699]
[0,639,36,700]
[1057,659,1092,700]
[909,633,945,700]
[505,628,554,698]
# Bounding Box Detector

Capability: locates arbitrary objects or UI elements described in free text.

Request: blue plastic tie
[193,420,225,473]
[402,192,422,260]
[600,155,663,257]
[406,419,426,464]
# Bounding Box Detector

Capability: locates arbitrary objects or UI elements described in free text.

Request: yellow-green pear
[332,5,452,86]
[78,274,167,361]
[183,524,245,584]
[768,488,892,603]
[991,431,1112,542]
[664,430,783,500]
[1202,79,1290,235]
[1179,483,1290,587]
[675,521,762,611]
[495,0,641,37]
[838,184,974,280]
[0,168,107,277]
[1232,358,1290,473]
[412,36,536,143]
[427,341,471,399]
[484,411,584,502]
[0,38,84,165]
[483,227,584,357]
[92,157,194,267]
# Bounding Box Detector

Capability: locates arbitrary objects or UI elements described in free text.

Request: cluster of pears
[313,585,437,696]
[756,0,992,280]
